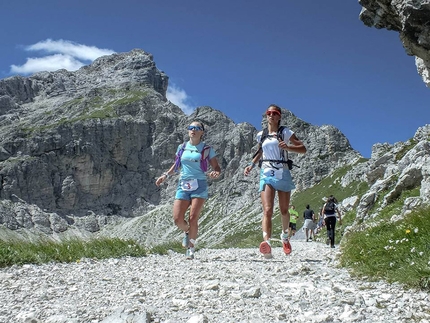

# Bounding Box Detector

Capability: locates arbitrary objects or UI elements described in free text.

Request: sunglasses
[266,110,281,117]
[187,125,203,131]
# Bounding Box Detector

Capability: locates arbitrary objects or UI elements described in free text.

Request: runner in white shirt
[244,104,306,258]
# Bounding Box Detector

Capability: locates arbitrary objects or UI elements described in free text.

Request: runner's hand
[155,176,165,187]
[278,139,288,150]
[209,171,220,178]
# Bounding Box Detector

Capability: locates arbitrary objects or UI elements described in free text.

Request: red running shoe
[280,233,292,255]
[259,241,272,259]
[282,237,292,255]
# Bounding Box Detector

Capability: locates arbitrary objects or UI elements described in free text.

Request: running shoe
[280,233,292,255]
[259,241,272,259]
[182,232,189,248]
[185,247,195,260]
[280,232,289,241]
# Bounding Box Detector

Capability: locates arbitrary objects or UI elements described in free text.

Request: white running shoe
[185,247,195,260]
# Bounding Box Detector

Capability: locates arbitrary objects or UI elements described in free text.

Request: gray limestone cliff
[359,0,430,86]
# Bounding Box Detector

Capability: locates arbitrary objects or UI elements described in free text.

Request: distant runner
[288,205,299,238]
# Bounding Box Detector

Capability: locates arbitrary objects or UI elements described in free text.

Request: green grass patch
[16,89,149,136]
[340,206,430,290]
[395,138,417,160]
[149,241,183,255]
[382,188,420,219]
[0,238,150,267]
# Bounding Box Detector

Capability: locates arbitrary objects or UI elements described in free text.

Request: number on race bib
[180,179,199,191]
[263,167,283,179]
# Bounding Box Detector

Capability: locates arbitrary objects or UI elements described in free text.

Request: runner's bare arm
[244,149,262,176]
[155,163,176,186]
[208,157,221,178]
[278,134,306,154]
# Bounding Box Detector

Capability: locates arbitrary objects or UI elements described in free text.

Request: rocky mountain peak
[77,48,169,97]
[0,49,168,108]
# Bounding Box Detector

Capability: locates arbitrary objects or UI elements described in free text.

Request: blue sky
[1,1,429,158]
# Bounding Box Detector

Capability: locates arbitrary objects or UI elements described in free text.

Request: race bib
[180,179,199,191]
[262,167,283,179]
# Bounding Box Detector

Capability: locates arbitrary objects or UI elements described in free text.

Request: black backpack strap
[276,126,285,141]
[252,147,261,159]
[260,128,269,144]
[276,125,288,161]
[252,128,268,159]
[261,159,289,163]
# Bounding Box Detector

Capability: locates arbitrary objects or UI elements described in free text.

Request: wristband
[249,162,256,169]
[162,172,169,178]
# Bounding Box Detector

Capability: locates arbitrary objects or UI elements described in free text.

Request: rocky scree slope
[338,124,430,231]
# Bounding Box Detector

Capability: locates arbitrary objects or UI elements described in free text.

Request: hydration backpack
[260,126,285,146]
[174,142,211,172]
[324,201,336,214]
[252,126,298,169]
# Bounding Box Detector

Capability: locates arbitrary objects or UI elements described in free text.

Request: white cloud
[10,54,85,74]
[167,83,195,115]
[26,39,114,61]
[10,39,115,75]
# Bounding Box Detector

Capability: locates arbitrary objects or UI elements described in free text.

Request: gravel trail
[0,240,428,323]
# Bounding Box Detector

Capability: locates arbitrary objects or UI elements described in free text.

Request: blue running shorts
[175,179,208,200]
[259,168,296,193]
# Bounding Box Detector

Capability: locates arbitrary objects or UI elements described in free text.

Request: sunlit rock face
[359,0,430,87]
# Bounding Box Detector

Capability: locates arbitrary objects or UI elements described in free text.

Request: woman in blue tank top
[155,120,221,259]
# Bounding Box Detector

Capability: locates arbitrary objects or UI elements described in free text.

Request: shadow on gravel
[300,259,323,263]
